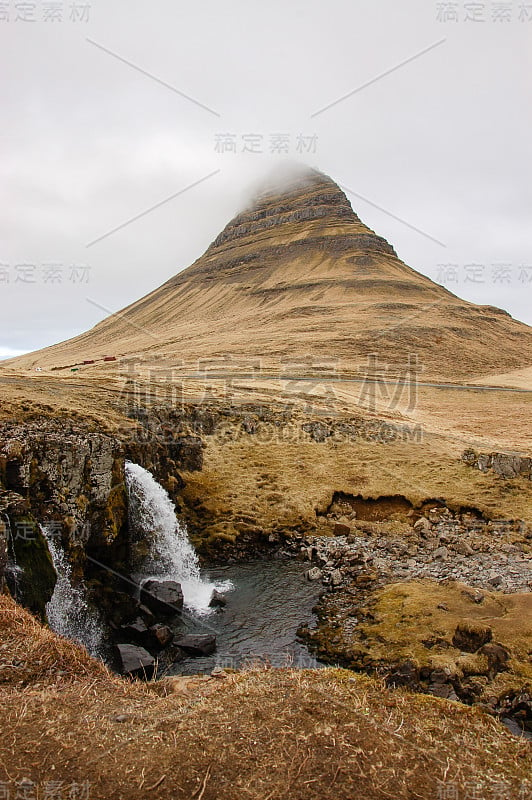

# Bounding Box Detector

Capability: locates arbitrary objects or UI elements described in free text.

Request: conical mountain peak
[9,165,532,382]
[207,164,368,255]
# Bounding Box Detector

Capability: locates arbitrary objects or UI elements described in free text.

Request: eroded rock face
[0,419,126,552]
[462,448,532,480]
[201,168,397,262]
[0,490,56,618]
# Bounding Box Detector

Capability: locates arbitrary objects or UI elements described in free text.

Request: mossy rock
[103,482,128,542]
[10,514,56,621]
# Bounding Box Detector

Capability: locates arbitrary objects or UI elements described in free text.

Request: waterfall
[125,462,231,613]
[43,526,103,658]
[3,514,23,596]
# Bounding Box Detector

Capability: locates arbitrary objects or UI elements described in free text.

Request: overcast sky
[1,0,531,359]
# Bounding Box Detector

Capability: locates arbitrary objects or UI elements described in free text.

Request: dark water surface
[165,559,325,676]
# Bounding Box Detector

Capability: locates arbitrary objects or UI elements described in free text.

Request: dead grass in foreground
[0,595,530,800]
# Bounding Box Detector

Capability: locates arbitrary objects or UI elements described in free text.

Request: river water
[165,558,324,676]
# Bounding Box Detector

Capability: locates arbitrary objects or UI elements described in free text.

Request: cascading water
[43,526,103,658]
[125,462,232,613]
[2,514,23,597]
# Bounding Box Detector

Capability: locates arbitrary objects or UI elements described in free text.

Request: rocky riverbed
[279,506,532,735]
[290,509,531,594]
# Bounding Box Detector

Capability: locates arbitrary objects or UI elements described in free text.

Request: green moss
[10,514,56,621]
[103,483,128,542]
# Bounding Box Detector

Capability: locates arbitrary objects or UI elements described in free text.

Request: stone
[209,589,227,608]
[461,590,484,605]
[149,624,173,649]
[167,435,203,472]
[211,667,228,678]
[120,617,149,645]
[140,579,183,616]
[452,622,492,653]
[330,568,343,587]
[428,684,453,699]
[116,644,155,679]
[453,540,474,556]
[301,422,331,442]
[138,604,156,626]
[333,522,351,537]
[414,517,432,537]
[306,567,323,581]
[430,668,452,684]
[432,546,449,561]
[385,660,419,689]
[479,643,510,674]
[173,634,216,656]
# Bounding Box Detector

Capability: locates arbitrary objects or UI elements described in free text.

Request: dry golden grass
[0,594,530,800]
[359,580,532,691]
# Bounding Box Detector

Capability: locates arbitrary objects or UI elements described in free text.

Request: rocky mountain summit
[8,166,532,380]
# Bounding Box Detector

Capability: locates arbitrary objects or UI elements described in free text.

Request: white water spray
[125,462,231,613]
[43,526,103,658]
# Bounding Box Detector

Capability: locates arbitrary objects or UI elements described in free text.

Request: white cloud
[0,347,29,361]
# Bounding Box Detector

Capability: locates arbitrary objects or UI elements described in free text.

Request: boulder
[116,644,155,679]
[330,568,343,587]
[452,622,492,653]
[413,517,432,537]
[479,643,510,674]
[333,522,351,537]
[209,589,227,608]
[120,617,150,645]
[453,540,474,556]
[119,618,173,650]
[140,579,183,616]
[173,634,216,656]
[149,624,174,649]
[306,567,323,581]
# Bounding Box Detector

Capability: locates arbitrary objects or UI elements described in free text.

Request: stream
[164,559,324,676]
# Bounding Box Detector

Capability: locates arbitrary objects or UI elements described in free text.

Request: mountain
[9,166,532,381]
